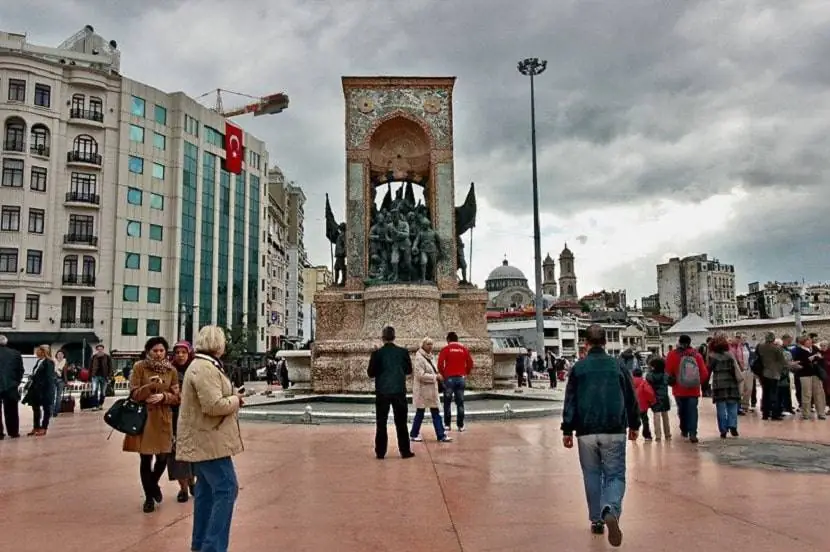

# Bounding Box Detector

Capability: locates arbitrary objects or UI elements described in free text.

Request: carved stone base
[312,283,494,393]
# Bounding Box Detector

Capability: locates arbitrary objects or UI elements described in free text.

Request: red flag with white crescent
[224,122,243,174]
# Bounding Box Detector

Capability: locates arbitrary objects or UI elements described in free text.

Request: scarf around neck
[144,358,171,374]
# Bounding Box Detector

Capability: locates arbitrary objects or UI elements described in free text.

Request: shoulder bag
[104,398,147,437]
[731,355,744,384]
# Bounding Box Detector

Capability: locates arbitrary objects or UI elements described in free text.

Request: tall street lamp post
[518,57,548,365]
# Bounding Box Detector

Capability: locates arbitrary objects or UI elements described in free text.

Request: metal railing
[63,234,99,246]
[66,151,102,166]
[62,274,96,286]
[69,108,104,123]
[65,191,100,205]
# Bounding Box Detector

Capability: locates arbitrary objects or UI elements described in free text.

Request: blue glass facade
[247,174,261,350]
[179,141,198,341]
[231,171,246,327]
[199,152,216,327]
[217,169,231,328]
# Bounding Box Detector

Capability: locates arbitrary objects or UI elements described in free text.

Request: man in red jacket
[665,334,709,443]
[437,332,474,432]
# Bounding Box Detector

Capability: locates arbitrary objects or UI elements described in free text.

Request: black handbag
[104,398,147,436]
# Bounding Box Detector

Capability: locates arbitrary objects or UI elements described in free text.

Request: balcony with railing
[69,108,104,124]
[30,144,50,157]
[67,150,102,166]
[62,274,96,287]
[63,234,99,247]
[65,191,101,207]
[60,319,94,329]
[3,139,24,153]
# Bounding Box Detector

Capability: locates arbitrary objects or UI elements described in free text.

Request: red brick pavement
[0,405,828,551]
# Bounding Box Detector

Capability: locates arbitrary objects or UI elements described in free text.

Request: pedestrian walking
[561,325,639,547]
[0,335,24,440]
[367,326,414,460]
[52,350,68,417]
[645,357,672,441]
[437,331,474,432]
[22,344,55,436]
[666,335,709,443]
[707,334,742,437]
[409,337,452,443]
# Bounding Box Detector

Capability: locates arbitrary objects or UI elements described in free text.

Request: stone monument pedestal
[312,284,494,394]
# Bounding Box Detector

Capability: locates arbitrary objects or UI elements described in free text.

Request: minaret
[558,243,578,300]
[542,253,557,296]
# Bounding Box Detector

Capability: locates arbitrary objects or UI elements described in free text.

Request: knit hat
[173,340,193,353]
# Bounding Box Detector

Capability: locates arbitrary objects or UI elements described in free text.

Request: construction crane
[196,88,289,118]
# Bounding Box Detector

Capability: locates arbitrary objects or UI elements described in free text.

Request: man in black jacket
[0,335,24,439]
[367,326,414,460]
[561,325,639,547]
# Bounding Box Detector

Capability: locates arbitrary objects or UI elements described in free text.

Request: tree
[223,325,251,366]
[580,301,591,313]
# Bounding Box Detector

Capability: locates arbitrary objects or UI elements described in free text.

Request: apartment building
[265,166,288,349]
[302,265,332,340]
[0,26,271,360]
[284,183,307,344]
[657,254,738,326]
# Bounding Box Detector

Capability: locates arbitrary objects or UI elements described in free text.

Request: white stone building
[283,182,307,345]
[657,254,738,326]
[0,27,271,363]
[265,167,288,349]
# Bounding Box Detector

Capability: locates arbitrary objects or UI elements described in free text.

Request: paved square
[1,407,827,551]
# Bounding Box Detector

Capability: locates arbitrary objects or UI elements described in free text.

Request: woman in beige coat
[123,337,180,514]
[409,337,453,443]
[177,325,244,552]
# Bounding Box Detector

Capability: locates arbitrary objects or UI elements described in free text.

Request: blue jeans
[91,376,107,406]
[577,433,627,523]
[676,396,700,437]
[715,400,739,434]
[443,376,466,429]
[52,380,65,416]
[192,457,239,552]
[410,408,446,440]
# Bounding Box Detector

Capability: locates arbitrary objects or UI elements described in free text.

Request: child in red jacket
[632,368,656,441]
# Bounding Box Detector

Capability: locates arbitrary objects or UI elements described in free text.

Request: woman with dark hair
[167,340,196,502]
[123,336,180,513]
[22,344,55,436]
[707,334,742,438]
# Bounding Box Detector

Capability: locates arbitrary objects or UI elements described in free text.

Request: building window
[25,294,39,320]
[26,250,42,274]
[205,126,224,147]
[30,125,50,155]
[127,187,143,206]
[82,255,95,279]
[2,159,24,187]
[147,287,161,304]
[126,220,141,237]
[30,167,47,192]
[71,94,85,111]
[1,207,20,231]
[80,297,94,324]
[149,193,164,210]
[154,104,167,125]
[129,124,145,143]
[146,319,160,336]
[149,224,163,241]
[34,84,51,107]
[28,208,45,234]
[153,132,166,150]
[148,255,162,272]
[8,79,25,101]
[70,172,96,195]
[89,96,103,115]
[125,252,140,269]
[131,96,145,117]
[0,248,18,272]
[62,255,78,278]
[61,296,77,323]
[73,134,98,155]
[184,114,199,137]
[0,294,14,324]
[128,156,144,174]
[4,117,25,151]
[123,285,139,302]
[121,318,138,336]
[68,214,94,238]
[152,163,165,180]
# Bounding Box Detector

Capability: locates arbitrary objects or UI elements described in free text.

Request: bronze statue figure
[325,194,347,286]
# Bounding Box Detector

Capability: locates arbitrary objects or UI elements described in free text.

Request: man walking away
[666,335,709,443]
[89,344,113,410]
[367,326,414,460]
[561,325,640,547]
[437,331,474,432]
[756,332,786,421]
[0,335,24,439]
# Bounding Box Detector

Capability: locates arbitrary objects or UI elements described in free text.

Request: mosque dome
[485,259,529,293]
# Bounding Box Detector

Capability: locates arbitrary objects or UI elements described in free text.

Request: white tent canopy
[664,313,711,335]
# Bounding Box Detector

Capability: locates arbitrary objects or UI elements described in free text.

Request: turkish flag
[224,122,243,174]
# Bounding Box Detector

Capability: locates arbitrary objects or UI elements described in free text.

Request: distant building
[284,182,307,344]
[302,265,332,341]
[558,244,578,300]
[265,167,288,349]
[657,254,737,325]
[641,293,659,314]
[580,289,627,311]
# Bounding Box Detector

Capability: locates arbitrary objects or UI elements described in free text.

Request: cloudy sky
[9,0,830,303]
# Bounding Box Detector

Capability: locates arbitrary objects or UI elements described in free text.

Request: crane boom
[221,92,289,118]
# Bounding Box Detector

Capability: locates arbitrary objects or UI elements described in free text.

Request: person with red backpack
[666,334,709,443]
[632,367,657,441]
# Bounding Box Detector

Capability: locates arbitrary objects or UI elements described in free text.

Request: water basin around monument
[240,391,562,424]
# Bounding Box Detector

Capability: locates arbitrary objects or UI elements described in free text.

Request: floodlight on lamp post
[518,57,547,365]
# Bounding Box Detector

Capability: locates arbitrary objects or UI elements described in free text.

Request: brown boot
[27,429,38,436]
[36,429,47,436]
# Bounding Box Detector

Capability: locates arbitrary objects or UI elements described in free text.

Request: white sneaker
[458,427,467,433]
[410,435,423,442]
[444,426,451,432]
[439,436,453,443]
